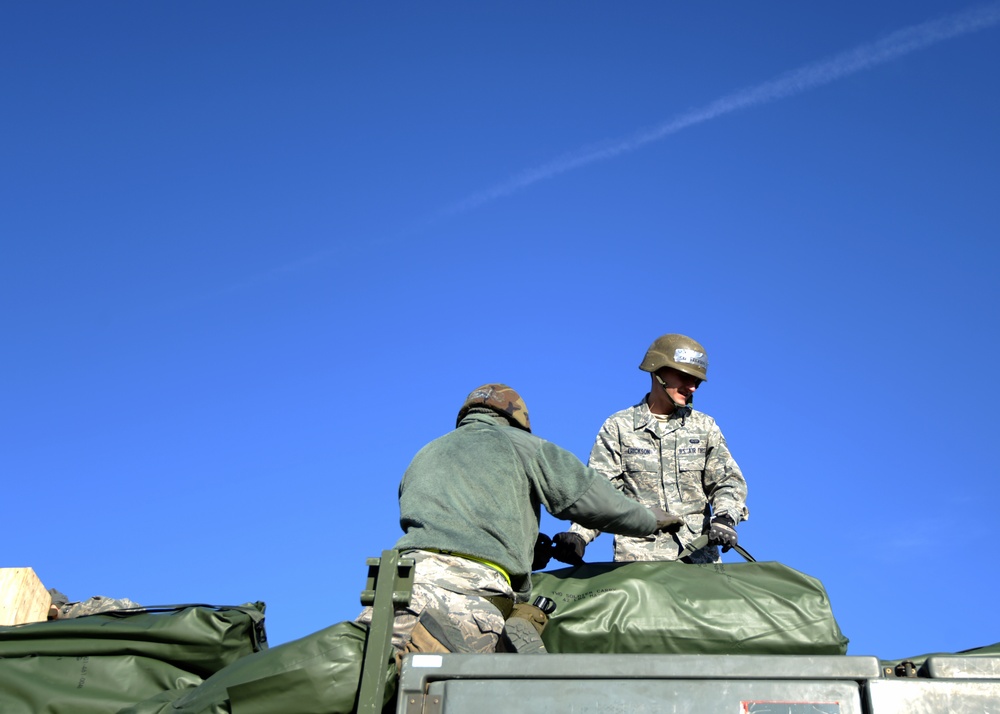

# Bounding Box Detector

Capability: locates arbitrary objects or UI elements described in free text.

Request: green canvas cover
[121,621,396,714]
[0,603,266,714]
[531,560,849,656]
[0,654,203,714]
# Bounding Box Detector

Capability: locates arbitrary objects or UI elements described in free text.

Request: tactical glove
[707,514,738,552]
[532,533,553,571]
[649,506,684,533]
[551,531,587,565]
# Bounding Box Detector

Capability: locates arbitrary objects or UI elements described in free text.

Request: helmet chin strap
[655,373,692,423]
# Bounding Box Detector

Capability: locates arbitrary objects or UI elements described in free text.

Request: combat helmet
[456,383,531,432]
[639,334,709,382]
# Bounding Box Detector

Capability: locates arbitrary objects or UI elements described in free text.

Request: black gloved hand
[649,506,684,533]
[532,533,553,571]
[551,532,587,565]
[707,514,738,552]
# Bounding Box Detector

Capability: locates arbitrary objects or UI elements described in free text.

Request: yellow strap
[423,549,512,588]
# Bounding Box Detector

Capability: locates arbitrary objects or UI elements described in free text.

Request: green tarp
[121,621,396,714]
[0,654,203,713]
[531,560,849,656]
[0,600,394,714]
[0,604,266,714]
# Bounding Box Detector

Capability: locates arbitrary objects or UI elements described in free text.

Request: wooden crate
[0,568,52,626]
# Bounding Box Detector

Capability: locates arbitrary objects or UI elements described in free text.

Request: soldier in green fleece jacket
[357,383,683,655]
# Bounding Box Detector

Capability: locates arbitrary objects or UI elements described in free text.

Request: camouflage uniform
[570,396,748,562]
[356,550,512,653]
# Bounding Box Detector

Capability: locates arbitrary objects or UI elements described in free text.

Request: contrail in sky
[441,2,1000,216]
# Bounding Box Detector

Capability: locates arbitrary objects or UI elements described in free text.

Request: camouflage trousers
[356,549,514,654]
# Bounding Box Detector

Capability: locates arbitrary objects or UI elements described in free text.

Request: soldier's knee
[403,609,467,655]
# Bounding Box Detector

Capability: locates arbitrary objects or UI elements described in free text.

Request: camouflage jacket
[570,396,748,562]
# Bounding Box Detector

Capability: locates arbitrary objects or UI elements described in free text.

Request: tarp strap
[677,535,756,563]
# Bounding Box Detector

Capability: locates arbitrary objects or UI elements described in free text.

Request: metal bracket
[355,549,415,713]
[403,693,442,714]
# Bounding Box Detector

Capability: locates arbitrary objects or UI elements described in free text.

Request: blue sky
[3,1,999,660]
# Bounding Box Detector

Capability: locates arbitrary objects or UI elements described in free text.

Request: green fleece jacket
[395,412,658,599]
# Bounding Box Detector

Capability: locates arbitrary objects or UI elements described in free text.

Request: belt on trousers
[421,548,512,588]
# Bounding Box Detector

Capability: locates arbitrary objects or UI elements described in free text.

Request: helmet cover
[456,383,531,432]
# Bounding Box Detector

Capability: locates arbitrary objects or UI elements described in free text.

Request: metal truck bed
[397,652,1000,713]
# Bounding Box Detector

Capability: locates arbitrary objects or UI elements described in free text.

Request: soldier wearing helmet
[552,335,749,564]
[357,383,683,655]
